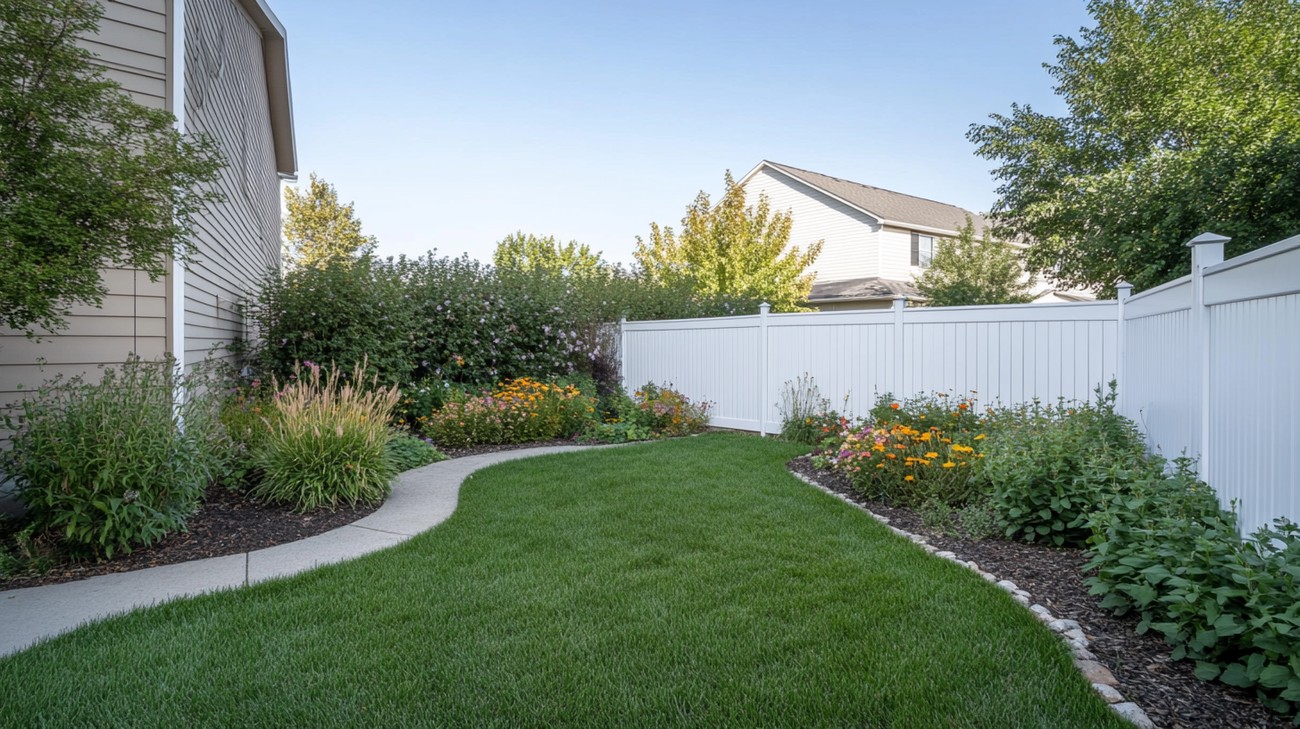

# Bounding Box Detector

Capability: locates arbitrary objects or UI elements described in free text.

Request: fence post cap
[1186,232,1231,247]
[759,302,771,314]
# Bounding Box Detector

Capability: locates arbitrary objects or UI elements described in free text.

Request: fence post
[1187,232,1229,482]
[892,296,907,399]
[618,317,628,392]
[758,302,770,436]
[1115,281,1132,415]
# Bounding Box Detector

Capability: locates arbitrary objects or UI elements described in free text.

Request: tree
[915,217,1035,306]
[282,173,377,268]
[0,0,223,335]
[492,232,604,277]
[968,0,1300,294]
[634,171,822,312]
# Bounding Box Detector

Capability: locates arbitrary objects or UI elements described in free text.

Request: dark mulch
[788,455,1290,729]
[1,484,381,592]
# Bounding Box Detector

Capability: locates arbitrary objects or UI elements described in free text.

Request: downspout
[169,0,187,376]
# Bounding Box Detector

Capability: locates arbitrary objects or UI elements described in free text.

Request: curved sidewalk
[0,445,595,657]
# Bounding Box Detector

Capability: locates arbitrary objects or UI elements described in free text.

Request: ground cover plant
[0,435,1127,728]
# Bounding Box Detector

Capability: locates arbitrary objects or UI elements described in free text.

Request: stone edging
[788,469,1157,729]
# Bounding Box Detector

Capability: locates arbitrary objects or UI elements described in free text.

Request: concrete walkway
[0,445,595,657]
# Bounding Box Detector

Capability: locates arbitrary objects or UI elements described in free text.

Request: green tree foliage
[492,232,604,277]
[969,0,1300,293]
[634,171,823,312]
[915,217,1035,306]
[282,173,377,268]
[0,0,223,334]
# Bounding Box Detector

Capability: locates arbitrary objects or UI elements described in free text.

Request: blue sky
[270,0,1095,266]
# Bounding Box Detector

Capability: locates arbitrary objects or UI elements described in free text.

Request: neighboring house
[0,0,296,410]
[738,161,1088,310]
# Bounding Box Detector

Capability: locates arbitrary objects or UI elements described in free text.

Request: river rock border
[788,469,1156,729]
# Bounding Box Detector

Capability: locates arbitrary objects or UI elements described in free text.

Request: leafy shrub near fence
[1085,462,1300,716]
[0,357,224,559]
[981,385,1153,547]
[245,254,763,395]
[252,362,401,511]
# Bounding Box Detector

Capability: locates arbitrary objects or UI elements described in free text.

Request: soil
[788,455,1291,729]
[1,484,381,592]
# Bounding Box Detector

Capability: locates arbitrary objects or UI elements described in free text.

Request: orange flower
[958,403,969,410]
[890,402,900,410]
[904,475,915,482]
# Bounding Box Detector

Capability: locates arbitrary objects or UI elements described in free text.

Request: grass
[0,433,1126,727]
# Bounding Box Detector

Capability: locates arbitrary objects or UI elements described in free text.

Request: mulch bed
[1,484,381,592]
[788,454,1290,729]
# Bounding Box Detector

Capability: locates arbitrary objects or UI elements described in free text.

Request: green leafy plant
[919,497,956,533]
[1084,461,1300,716]
[252,362,401,511]
[957,499,1000,541]
[385,432,448,472]
[982,384,1153,546]
[0,357,223,559]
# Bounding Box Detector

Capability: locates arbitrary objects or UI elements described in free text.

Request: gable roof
[233,0,297,178]
[744,161,986,237]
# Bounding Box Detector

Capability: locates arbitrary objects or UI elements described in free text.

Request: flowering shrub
[420,378,597,448]
[633,383,711,437]
[816,392,987,506]
[252,362,401,511]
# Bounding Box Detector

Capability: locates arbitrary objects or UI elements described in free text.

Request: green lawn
[0,433,1125,727]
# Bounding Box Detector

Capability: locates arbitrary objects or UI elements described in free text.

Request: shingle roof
[808,277,921,302]
[762,161,987,236]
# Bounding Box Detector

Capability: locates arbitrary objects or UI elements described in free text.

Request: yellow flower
[904,475,915,482]
[974,433,987,441]
[942,461,956,469]
[924,451,938,459]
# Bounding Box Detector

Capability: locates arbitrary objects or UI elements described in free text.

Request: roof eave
[236,0,297,177]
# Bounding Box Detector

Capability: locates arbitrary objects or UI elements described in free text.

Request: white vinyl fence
[621,232,1300,535]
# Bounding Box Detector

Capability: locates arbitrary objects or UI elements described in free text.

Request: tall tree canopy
[634,171,822,312]
[969,0,1300,293]
[0,0,223,334]
[915,218,1035,307]
[492,232,604,277]
[282,174,376,268]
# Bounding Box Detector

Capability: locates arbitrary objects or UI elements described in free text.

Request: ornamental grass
[252,362,400,511]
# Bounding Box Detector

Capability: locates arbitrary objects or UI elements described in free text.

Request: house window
[911,233,935,268]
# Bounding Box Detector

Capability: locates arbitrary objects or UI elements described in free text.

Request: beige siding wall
[0,0,171,410]
[744,168,881,284]
[182,0,282,367]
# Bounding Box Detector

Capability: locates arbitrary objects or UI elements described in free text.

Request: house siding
[743,168,881,284]
[181,0,282,367]
[880,225,925,282]
[0,0,171,410]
